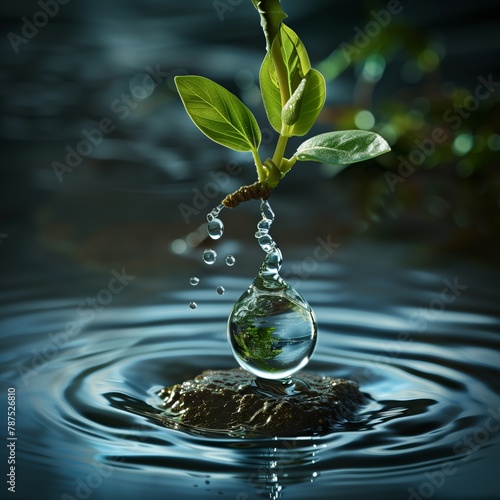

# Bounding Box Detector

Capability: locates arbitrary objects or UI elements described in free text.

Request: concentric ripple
[2,259,500,500]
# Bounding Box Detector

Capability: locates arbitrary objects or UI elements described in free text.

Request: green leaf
[279,24,311,97]
[296,130,391,164]
[174,75,261,152]
[259,24,312,134]
[282,69,326,136]
[251,0,288,51]
[259,52,282,133]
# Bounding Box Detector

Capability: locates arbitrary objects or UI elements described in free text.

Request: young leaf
[279,24,311,94]
[259,24,312,134]
[282,69,326,136]
[296,130,391,164]
[174,75,261,152]
[260,52,282,133]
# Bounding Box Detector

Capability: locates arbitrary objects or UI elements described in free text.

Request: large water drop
[227,200,317,380]
[228,273,317,380]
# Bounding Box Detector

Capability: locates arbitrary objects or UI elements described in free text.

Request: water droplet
[228,274,317,380]
[203,249,217,265]
[227,199,316,379]
[189,301,197,310]
[226,255,236,266]
[261,201,274,221]
[257,219,271,232]
[264,248,283,273]
[258,234,274,253]
[190,277,200,286]
[207,219,224,240]
[216,286,225,295]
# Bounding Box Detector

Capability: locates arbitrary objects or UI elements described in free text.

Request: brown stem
[222,181,273,208]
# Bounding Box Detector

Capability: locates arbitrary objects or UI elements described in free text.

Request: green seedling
[175,0,390,208]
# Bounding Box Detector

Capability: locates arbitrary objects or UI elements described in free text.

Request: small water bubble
[258,234,274,253]
[226,255,236,266]
[203,249,217,265]
[207,219,224,240]
[189,301,197,310]
[190,277,200,286]
[261,201,275,221]
[264,248,283,273]
[216,286,225,295]
[257,219,271,232]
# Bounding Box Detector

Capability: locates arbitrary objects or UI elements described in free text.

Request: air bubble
[189,302,197,310]
[226,255,236,266]
[216,286,225,295]
[190,277,200,286]
[203,249,217,265]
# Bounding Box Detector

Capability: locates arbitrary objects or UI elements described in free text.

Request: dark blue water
[1,1,500,498]
[1,222,499,499]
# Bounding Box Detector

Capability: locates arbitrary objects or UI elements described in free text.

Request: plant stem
[252,148,267,182]
[271,37,290,107]
[272,133,289,169]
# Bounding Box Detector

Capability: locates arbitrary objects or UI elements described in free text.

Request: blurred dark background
[1,2,499,499]
[1,0,499,284]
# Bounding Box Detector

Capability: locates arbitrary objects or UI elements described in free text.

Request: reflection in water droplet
[190,277,200,286]
[227,200,317,380]
[216,286,225,295]
[189,302,197,310]
[225,255,236,266]
[207,219,224,240]
[203,249,217,265]
[228,273,317,380]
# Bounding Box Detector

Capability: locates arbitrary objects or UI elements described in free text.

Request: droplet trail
[227,200,317,380]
